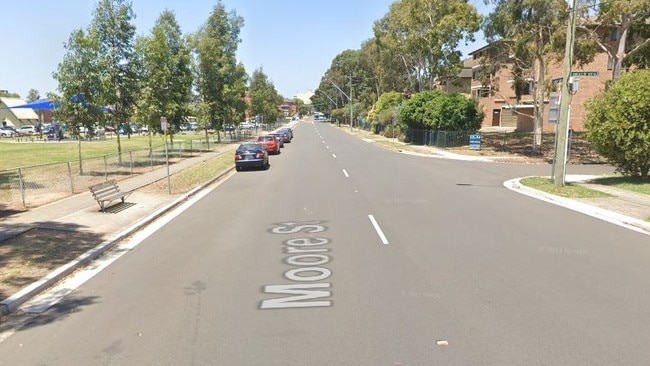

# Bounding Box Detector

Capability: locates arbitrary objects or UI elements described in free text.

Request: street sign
[469,134,481,150]
[552,71,599,85]
[571,71,598,77]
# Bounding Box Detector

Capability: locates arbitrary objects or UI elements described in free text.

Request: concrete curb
[0,165,236,317]
[504,177,650,236]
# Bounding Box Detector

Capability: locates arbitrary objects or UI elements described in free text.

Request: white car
[240,122,256,129]
[18,125,37,135]
[0,126,17,137]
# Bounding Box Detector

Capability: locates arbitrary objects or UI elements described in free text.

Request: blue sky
[2,0,489,100]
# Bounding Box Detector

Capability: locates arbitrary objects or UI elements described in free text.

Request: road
[0,121,649,365]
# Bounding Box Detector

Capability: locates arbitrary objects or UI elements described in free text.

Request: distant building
[0,97,39,128]
[279,98,299,116]
[436,58,478,95]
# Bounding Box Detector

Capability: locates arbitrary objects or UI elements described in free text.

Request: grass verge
[143,152,235,195]
[519,177,611,198]
[591,176,650,195]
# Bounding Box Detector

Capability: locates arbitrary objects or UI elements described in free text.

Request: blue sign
[469,134,481,150]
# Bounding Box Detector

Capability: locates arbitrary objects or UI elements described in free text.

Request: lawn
[592,176,650,195]
[519,177,611,198]
[0,132,218,171]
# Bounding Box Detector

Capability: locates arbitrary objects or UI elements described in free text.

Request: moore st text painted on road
[260,221,333,309]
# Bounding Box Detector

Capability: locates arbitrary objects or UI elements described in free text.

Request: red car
[257,135,281,155]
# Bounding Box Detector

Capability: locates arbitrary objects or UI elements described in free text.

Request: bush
[399,90,483,131]
[585,69,650,180]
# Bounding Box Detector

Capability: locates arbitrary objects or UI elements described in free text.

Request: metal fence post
[67,161,75,194]
[104,156,108,180]
[129,151,133,174]
[18,168,26,209]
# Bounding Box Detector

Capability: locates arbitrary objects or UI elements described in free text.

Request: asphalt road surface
[0,121,648,365]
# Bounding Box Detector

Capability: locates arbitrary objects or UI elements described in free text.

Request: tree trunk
[532,53,546,154]
[612,19,630,80]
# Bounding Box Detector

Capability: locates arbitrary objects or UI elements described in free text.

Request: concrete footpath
[1,140,649,317]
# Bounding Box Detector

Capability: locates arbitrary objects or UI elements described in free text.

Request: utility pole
[553,0,577,187]
[349,74,353,130]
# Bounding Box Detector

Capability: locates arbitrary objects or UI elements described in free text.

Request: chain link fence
[0,138,226,211]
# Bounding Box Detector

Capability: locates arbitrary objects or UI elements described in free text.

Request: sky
[1,0,490,100]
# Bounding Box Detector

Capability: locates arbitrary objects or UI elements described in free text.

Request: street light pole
[349,74,353,130]
[326,76,352,128]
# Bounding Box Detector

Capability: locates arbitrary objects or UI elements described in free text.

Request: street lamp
[325,76,353,129]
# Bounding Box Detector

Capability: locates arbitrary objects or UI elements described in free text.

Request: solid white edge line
[332,154,337,158]
[368,214,389,245]
[342,169,349,178]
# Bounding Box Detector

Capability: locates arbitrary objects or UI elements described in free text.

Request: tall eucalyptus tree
[192,1,248,141]
[135,10,193,148]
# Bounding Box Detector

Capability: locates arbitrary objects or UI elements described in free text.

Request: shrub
[585,69,650,180]
[399,90,484,131]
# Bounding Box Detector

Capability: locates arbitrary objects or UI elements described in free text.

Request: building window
[472,87,491,99]
[522,81,534,95]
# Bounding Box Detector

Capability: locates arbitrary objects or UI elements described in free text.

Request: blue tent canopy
[8,99,61,110]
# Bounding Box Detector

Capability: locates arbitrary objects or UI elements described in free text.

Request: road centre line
[368,214,389,245]
[342,169,349,178]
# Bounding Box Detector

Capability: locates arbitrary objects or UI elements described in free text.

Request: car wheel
[236,165,242,171]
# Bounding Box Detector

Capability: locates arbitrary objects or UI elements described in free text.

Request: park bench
[88,179,133,212]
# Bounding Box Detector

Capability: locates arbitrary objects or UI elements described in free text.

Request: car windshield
[238,143,261,151]
[258,136,273,141]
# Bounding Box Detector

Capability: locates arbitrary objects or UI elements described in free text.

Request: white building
[0,97,39,128]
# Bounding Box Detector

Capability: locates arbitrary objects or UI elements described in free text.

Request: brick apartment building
[467,36,619,132]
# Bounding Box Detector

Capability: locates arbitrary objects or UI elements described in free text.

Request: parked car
[269,132,287,147]
[257,134,281,155]
[18,125,37,135]
[235,142,269,171]
[240,122,256,129]
[0,126,17,137]
[274,130,291,144]
[278,127,293,141]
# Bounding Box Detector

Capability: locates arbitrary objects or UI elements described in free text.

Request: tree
[585,69,650,179]
[399,90,483,131]
[482,0,569,153]
[134,10,193,146]
[314,49,372,125]
[0,91,21,98]
[192,1,247,141]
[91,0,139,158]
[53,27,103,131]
[368,91,403,127]
[26,89,40,102]
[374,0,481,92]
[579,0,650,80]
[53,27,104,173]
[248,68,282,126]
